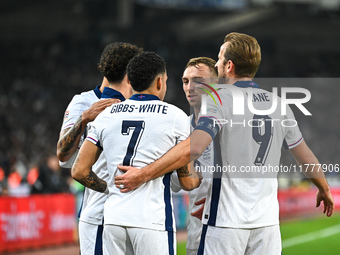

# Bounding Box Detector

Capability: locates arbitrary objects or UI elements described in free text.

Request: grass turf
[176,213,340,255]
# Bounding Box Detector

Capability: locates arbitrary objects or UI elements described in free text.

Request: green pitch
[177,213,340,255]
[281,213,340,255]
[177,242,186,255]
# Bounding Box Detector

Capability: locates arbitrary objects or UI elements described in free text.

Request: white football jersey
[195,81,303,228]
[186,114,214,251]
[87,94,190,232]
[59,86,125,225]
[60,85,102,169]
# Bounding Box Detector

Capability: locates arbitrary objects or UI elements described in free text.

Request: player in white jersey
[71,52,201,255]
[181,57,217,255]
[115,33,334,255]
[57,42,142,255]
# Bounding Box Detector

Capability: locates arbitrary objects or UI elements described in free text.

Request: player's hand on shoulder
[82,99,120,123]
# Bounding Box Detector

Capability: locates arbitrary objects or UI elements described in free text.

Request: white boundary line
[282,224,340,248]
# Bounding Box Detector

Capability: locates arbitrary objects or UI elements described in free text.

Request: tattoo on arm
[59,116,83,158]
[76,171,107,193]
[177,165,192,178]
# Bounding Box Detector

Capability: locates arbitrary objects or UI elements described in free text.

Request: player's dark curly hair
[127,52,166,92]
[98,42,143,84]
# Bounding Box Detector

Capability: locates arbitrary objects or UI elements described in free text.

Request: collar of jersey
[233,81,260,89]
[101,87,125,101]
[94,85,102,99]
[130,94,160,101]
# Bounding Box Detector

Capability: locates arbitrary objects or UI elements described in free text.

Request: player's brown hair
[185,57,218,77]
[223,32,261,78]
[98,42,143,84]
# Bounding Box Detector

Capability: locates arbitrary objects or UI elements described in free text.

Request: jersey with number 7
[86,94,190,231]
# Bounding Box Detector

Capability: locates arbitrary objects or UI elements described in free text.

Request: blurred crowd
[0,36,103,196]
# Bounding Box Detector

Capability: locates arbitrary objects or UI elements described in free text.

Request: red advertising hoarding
[1,189,339,252]
[279,188,340,219]
[0,194,76,253]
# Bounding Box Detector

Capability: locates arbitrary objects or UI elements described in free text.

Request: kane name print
[251,92,270,102]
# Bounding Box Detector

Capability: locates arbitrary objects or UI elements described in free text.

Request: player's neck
[133,82,162,99]
[228,77,253,84]
[109,82,132,99]
[193,106,200,125]
[132,76,165,100]
[133,89,158,97]
[99,77,110,92]
[106,74,132,99]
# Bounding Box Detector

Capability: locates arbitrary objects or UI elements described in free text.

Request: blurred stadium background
[0,0,340,254]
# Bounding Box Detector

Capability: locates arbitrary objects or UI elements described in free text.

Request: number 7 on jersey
[121,120,145,166]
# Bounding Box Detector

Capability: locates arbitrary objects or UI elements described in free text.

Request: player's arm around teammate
[72,127,201,193]
[115,130,209,192]
[71,140,107,193]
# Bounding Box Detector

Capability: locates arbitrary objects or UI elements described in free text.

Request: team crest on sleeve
[202,144,212,161]
[64,110,69,120]
[207,108,217,113]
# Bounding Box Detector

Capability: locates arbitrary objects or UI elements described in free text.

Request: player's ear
[156,75,162,92]
[124,74,131,85]
[227,60,236,76]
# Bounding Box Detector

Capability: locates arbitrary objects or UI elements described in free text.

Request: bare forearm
[57,116,87,162]
[71,153,106,193]
[290,141,334,217]
[177,162,201,191]
[144,138,191,182]
[70,140,105,192]
[291,141,330,192]
[300,163,329,192]
[75,170,107,193]
[142,132,209,182]
[115,137,203,193]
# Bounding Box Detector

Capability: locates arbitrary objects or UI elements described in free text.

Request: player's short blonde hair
[185,57,218,77]
[224,32,261,78]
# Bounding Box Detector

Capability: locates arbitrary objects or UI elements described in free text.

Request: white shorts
[103,225,176,255]
[78,221,104,255]
[198,224,281,255]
